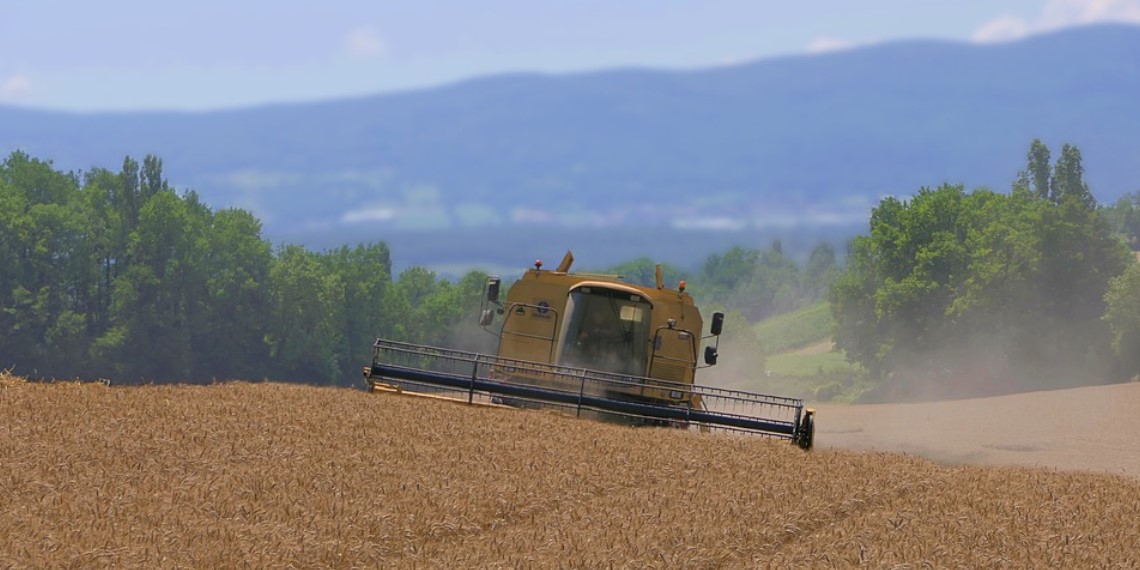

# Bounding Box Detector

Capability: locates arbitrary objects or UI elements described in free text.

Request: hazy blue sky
[3,0,1139,111]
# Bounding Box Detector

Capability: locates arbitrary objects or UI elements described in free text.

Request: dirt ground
[814,381,1140,478]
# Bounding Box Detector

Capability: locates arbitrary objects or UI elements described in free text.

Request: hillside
[739,302,864,401]
[2,25,1139,259]
[753,301,834,354]
[3,374,1139,567]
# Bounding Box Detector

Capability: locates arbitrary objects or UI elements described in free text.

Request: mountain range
[2,24,1139,270]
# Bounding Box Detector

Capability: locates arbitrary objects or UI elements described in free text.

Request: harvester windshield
[559,286,651,376]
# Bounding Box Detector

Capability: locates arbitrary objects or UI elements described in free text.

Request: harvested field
[3,374,1140,568]
[815,382,1140,478]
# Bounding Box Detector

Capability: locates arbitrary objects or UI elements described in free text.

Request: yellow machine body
[485,252,712,407]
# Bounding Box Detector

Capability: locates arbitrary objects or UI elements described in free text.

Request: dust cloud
[702,320,1140,478]
[699,331,816,400]
[444,317,501,355]
[815,381,1140,478]
[858,329,1118,404]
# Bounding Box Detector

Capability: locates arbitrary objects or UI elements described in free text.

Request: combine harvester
[364,251,815,449]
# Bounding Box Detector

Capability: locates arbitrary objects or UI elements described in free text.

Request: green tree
[804,243,841,300]
[831,185,974,377]
[416,269,489,347]
[140,154,168,203]
[698,246,758,295]
[738,246,802,320]
[116,157,141,255]
[80,167,133,336]
[198,208,273,380]
[1099,193,1140,249]
[831,141,1129,391]
[323,242,393,382]
[391,267,439,344]
[1019,138,1052,200]
[695,244,805,321]
[0,152,92,377]
[266,245,345,384]
[99,191,207,381]
[1050,143,1096,209]
[1104,263,1140,376]
[603,257,691,289]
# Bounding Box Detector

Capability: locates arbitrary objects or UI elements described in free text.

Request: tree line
[0,152,487,385]
[1,151,841,386]
[28,140,1138,397]
[602,241,840,322]
[830,140,1139,396]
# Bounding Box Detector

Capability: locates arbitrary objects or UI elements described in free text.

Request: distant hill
[3,24,1139,263]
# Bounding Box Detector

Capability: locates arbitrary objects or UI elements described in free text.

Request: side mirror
[710,312,724,336]
[486,277,501,304]
[704,346,718,366]
[479,308,495,327]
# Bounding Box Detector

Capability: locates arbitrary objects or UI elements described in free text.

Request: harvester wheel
[796,409,815,451]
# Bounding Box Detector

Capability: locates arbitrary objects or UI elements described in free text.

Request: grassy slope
[752,301,834,354]
[753,302,860,376]
[750,302,869,401]
[766,349,853,376]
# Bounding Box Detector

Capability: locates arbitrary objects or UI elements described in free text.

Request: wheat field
[2,373,1139,568]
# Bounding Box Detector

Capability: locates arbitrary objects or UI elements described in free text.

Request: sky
[2,0,1140,112]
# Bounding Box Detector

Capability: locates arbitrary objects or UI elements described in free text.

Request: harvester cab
[477,251,718,403]
[365,250,815,450]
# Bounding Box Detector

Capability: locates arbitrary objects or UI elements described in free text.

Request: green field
[751,302,869,402]
[766,349,853,377]
[753,302,834,354]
